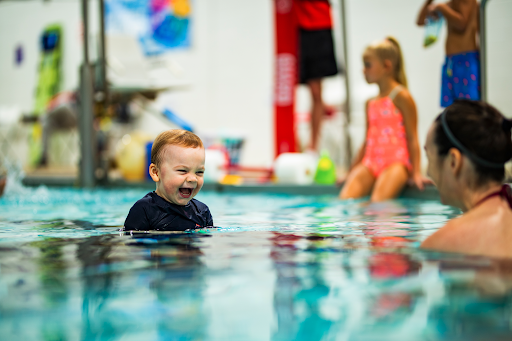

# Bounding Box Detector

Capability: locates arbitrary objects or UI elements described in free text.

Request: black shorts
[298,28,339,84]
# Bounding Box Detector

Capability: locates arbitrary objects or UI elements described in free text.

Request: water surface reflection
[1,190,510,340]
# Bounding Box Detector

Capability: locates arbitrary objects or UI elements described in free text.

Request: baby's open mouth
[179,188,192,198]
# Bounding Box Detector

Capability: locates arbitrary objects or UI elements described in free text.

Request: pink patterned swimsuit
[362,86,412,177]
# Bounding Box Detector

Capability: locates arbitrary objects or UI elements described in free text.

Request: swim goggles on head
[441,109,510,169]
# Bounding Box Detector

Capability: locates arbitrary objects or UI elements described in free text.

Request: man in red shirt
[295,0,339,151]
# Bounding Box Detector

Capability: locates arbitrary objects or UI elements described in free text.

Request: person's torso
[147,194,210,231]
[445,0,479,55]
[365,95,409,159]
[295,0,332,30]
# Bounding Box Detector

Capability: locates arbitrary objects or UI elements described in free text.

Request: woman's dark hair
[434,100,512,186]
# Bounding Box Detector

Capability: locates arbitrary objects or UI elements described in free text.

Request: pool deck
[22,172,440,200]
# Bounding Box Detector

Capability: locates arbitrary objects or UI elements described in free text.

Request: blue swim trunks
[441,51,480,107]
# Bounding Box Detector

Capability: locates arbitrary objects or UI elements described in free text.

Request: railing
[79,0,96,188]
[480,0,489,102]
[340,0,352,169]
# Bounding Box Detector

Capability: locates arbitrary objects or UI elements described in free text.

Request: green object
[28,123,43,167]
[314,150,336,185]
[34,24,62,116]
[423,35,437,47]
[29,24,62,167]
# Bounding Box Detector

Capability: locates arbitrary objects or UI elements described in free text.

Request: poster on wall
[105,0,192,56]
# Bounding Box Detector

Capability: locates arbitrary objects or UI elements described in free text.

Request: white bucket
[274,153,317,185]
[204,149,228,183]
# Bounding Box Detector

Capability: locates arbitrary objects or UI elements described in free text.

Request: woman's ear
[448,148,463,177]
[149,163,160,182]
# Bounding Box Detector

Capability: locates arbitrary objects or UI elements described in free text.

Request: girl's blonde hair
[365,36,408,88]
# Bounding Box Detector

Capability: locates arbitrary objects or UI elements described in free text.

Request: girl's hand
[408,173,431,191]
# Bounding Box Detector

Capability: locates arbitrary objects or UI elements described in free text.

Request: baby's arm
[431,0,476,31]
[123,202,150,231]
[416,0,434,26]
[206,209,214,227]
[393,90,424,190]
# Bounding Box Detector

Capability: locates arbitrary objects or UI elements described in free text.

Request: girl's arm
[393,90,424,190]
[417,0,435,26]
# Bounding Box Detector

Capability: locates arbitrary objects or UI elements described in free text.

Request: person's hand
[408,172,431,191]
[427,3,441,19]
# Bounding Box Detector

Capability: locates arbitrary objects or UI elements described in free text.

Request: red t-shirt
[295,0,332,30]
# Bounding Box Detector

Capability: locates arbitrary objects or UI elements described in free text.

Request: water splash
[0,158,50,199]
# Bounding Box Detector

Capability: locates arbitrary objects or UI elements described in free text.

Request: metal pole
[98,0,107,95]
[479,0,489,102]
[79,0,96,187]
[340,0,352,169]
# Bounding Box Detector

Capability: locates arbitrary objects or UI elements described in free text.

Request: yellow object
[172,0,191,17]
[220,174,243,186]
[28,123,43,168]
[115,132,153,181]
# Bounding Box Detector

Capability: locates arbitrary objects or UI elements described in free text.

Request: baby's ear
[149,163,160,182]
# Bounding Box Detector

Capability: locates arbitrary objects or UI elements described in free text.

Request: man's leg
[307,78,324,151]
[440,57,453,108]
[466,52,481,100]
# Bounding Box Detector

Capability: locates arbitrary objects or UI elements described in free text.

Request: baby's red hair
[151,129,203,167]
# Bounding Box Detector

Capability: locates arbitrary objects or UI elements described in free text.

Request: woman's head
[425,100,512,205]
[363,37,407,87]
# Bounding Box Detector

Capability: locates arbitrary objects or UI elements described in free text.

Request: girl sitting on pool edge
[422,100,512,258]
[339,37,426,202]
[123,129,213,231]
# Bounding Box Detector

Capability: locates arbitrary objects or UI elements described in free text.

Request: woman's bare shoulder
[421,204,512,257]
[421,218,463,250]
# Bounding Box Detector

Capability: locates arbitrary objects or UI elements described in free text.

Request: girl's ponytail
[366,37,408,88]
[386,36,408,88]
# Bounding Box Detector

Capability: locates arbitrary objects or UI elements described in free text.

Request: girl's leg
[339,164,376,199]
[370,163,409,202]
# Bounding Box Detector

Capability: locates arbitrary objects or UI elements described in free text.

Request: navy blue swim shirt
[123,191,213,231]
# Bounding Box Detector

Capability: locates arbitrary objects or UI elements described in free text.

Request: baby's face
[152,145,205,205]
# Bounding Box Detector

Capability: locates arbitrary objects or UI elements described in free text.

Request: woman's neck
[459,182,504,212]
[377,78,400,98]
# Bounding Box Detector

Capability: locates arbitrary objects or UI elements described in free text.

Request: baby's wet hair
[434,100,512,187]
[151,129,204,167]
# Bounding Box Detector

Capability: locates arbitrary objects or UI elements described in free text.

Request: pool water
[1,186,512,340]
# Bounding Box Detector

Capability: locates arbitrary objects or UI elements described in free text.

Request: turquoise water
[1,186,512,340]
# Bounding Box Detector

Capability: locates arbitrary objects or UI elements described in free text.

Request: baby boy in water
[124,129,213,231]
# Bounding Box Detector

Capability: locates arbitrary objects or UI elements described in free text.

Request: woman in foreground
[421,100,512,258]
